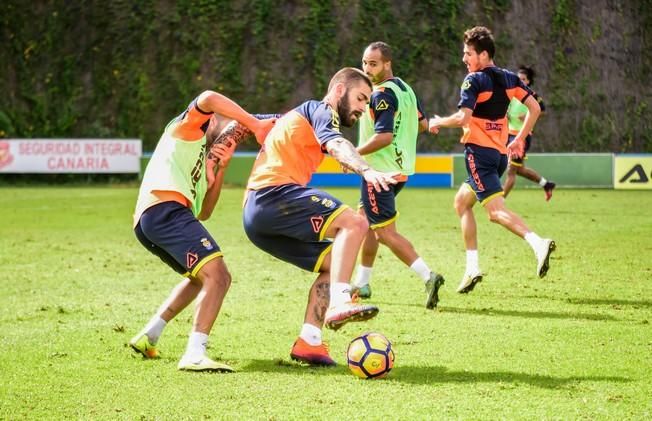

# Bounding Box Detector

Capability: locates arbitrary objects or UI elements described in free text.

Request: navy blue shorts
[463,143,507,204]
[507,133,532,166]
[242,184,347,272]
[134,201,223,277]
[359,179,406,228]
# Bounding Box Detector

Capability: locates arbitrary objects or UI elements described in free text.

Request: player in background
[243,67,398,366]
[129,90,275,372]
[351,41,445,309]
[504,65,556,200]
[429,26,556,293]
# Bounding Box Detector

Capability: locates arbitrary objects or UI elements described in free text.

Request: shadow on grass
[442,306,618,321]
[564,298,652,308]
[240,359,630,389]
[390,366,630,388]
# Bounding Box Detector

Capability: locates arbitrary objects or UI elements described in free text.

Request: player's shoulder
[462,71,487,90]
[295,100,336,126]
[295,99,327,115]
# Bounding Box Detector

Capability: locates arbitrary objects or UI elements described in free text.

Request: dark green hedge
[1,0,651,152]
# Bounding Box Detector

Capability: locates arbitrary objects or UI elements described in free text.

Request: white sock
[524,232,543,251]
[330,282,352,307]
[410,257,431,282]
[184,331,209,360]
[144,316,167,344]
[299,323,322,346]
[354,265,373,287]
[539,177,548,187]
[466,250,479,274]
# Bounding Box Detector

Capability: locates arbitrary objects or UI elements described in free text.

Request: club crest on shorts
[200,237,213,250]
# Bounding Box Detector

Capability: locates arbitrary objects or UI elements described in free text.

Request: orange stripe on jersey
[153,190,191,207]
[247,110,326,189]
[171,103,212,141]
[477,91,492,103]
[506,86,529,102]
[462,116,509,153]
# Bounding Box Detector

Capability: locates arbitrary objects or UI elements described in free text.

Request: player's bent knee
[197,258,232,291]
[454,198,470,217]
[342,211,369,234]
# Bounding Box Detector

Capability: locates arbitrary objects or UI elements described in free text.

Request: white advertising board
[0,139,142,173]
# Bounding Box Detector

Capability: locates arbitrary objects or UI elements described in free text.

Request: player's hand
[206,142,236,188]
[508,136,525,160]
[362,168,399,192]
[252,118,276,145]
[428,115,441,134]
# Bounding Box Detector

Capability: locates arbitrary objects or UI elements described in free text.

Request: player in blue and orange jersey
[243,67,399,366]
[429,26,556,293]
[504,65,556,200]
[351,41,445,309]
[129,90,275,372]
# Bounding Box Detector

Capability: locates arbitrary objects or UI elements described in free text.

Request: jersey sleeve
[457,74,481,110]
[507,73,535,103]
[310,104,344,147]
[170,98,213,140]
[370,89,398,133]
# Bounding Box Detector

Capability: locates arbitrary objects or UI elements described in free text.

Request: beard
[336,89,361,127]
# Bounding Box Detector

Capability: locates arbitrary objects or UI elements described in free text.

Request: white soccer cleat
[535,239,556,278]
[457,269,483,294]
[177,355,234,372]
[324,301,379,331]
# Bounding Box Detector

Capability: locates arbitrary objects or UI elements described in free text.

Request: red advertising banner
[0,139,142,173]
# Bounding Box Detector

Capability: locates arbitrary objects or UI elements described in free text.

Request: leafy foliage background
[1,0,650,152]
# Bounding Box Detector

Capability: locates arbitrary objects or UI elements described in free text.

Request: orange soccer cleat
[290,337,337,366]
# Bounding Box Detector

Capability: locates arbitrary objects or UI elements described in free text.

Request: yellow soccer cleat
[129,333,160,359]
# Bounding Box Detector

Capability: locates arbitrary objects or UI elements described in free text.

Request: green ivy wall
[1,0,651,153]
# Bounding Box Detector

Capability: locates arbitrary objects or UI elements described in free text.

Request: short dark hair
[518,65,536,86]
[328,67,372,91]
[366,41,392,61]
[463,26,495,59]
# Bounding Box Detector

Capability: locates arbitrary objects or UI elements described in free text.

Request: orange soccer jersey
[457,66,533,154]
[247,100,342,190]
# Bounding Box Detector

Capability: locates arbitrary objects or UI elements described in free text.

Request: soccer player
[351,41,445,308]
[242,67,398,366]
[129,90,275,372]
[429,26,556,293]
[504,65,556,200]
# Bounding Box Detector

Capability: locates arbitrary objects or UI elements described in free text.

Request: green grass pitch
[1,186,650,419]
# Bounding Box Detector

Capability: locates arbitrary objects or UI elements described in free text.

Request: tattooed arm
[205,119,252,190]
[325,137,398,192]
[325,137,371,175]
[206,120,252,162]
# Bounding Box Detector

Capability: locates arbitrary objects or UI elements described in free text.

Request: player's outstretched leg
[291,273,337,366]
